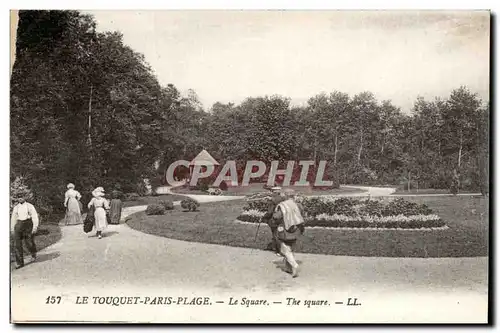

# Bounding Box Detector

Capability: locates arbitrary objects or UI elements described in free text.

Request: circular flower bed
[237,195,446,230]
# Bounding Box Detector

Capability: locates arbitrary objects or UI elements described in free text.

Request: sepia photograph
[9,8,490,324]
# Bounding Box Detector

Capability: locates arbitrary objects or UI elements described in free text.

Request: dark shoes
[14,254,36,269]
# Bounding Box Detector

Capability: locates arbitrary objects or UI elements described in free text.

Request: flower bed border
[235,218,449,231]
[236,211,447,230]
[240,195,446,230]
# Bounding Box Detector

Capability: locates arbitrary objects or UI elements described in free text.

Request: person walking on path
[271,189,305,278]
[11,194,39,269]
[88,187,110,239]
[263,187,284,256]
[109,190,123,224]
[64,183,83,225]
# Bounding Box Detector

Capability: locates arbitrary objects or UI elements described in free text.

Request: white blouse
[64,189,82,206]
[88,197,110,210]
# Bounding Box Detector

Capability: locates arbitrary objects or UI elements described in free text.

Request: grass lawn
[127,196,489,258]
[123,194,189,208]
[171,183,367,196]
[10,213,63,266]
[392,188,481,195]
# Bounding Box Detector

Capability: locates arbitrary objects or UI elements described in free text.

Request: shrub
[160,199,175,211]
[136,181,149,196]
[382,198,433,216]
[262,184,273,191]
[243,192,273,211]
[299,196,357,217]
[124,193,140,201]
[329,197,358,216]
[207,187,222,195]
[146,204,165,215]
[359,199,384,217]
[300,197,331,217]
[236,210,445,229]
[181,198,200,212]
[10,176,34,210]
[244,195,436,219]
[219,181,228,191]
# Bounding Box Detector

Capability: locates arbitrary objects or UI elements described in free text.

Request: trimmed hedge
[146,204,165,215]
[181,198,200,212]
[160,200,175,211]
[237,213,445,229]
[238,196,444,229]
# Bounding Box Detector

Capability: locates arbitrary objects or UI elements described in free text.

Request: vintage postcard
[9,9,490,324]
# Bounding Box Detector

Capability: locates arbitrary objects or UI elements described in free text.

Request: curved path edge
[11,185,488,323]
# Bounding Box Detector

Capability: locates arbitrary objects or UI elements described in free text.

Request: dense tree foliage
[10,10,489,215]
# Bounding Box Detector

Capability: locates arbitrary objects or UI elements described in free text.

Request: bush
[199,183,209,192]
[10,176,34,210]
[299,196,358,217]
[382,198,433,216]
[236,211,445,229]
[245,195,435,219]
[146,204,165,215]
[262,184,273,191]
[219,181,228,191]
[160,199,175,211]
[359,199,384,217]
[181,198,200,212]
[124,193,140,201]
[300,197,331,217]
[244,193,273,212]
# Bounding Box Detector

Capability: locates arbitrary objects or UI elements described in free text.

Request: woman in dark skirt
[109,190,123,224]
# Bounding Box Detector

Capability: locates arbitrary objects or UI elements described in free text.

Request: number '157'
[45,296,61,304]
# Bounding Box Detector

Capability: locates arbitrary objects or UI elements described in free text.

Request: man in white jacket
[11,194,39,269]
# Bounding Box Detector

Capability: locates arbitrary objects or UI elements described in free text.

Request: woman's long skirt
[94,207,108,232]
[65,197,83,225]
[109,199,122,224]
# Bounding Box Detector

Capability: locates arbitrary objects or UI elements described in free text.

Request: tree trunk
[87,84,93,168]
[357,131,363,164]
[87,84,93,147]
[458,133,463,170]
[381,132,385,154]
[313,137,318,163]
[421,131,424,153]
[408,171,411,192]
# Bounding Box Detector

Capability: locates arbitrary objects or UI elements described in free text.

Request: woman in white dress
[64,183,83,225]
[88,187,110,239]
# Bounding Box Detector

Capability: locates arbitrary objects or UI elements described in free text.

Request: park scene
[10,10,489,323]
